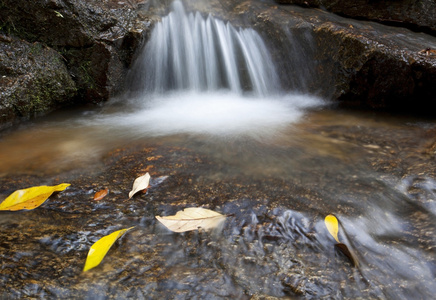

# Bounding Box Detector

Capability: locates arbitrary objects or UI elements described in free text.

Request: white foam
[98,91,322,139]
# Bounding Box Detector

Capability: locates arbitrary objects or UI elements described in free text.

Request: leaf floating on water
[325,214,340,243]
[0,183,70,211]
[156,207,227,233]
[325,214,359,267]
[83,227,134,272]
[129,173,151,199]
[93,188,109,201]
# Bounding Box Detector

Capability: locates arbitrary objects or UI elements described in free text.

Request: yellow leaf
[129,173,151,199]
[325,214,340,243]
[83,227,134,272]
[0,183,70,211]
[156,207,226,233]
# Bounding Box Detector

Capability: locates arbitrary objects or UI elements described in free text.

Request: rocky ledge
[255,3,436,110]
[275,0,436,36]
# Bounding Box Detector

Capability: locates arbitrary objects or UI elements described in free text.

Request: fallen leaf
[129,173,151,199]
[325,214,359,267]
[83,227,134,272]
[324,214,340,243]
[0,183,70,211]
[336,243,359,267]
[156,207,227,233]
[93,188,109,201]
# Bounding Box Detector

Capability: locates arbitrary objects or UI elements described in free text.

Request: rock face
[311,20,436,109]
[275,0,436,36]
[0,0,153,129]
[265,3,436,110]
[0,0,153,99]
[0,35,76,130]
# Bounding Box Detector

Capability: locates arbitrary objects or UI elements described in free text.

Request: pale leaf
[129,173,151,199]
[156,207,226,233]
[0,183,70,211]
[325,214,340,243]
[83,227,134,272]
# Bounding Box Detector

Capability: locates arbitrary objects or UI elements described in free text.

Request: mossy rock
[0,36,77,129]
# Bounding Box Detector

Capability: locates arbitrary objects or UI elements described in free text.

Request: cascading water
[117,0,321,138]
[130,0,279,96]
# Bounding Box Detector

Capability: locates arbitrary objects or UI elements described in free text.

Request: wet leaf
[93,188,109,201]
[0,183,70,211]
[156,207,227,233]
[83,227,134,272]
[325,215,359,267]
[336,243,359,267]
[325,214,340,243]
[129,173,151,199]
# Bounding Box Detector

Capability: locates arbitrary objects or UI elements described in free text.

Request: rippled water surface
[0,92,435,299]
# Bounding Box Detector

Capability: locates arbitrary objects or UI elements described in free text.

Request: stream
[1,1,436,299]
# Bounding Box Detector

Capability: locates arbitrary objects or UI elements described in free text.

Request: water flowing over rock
[1,0,436,130]
[129,1,279,96]
[229,0,436,110]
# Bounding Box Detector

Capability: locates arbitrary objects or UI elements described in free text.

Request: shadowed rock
[0,35,76,130]
[275,0,436,36]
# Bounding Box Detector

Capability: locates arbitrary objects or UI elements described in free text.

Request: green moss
[29,43,43,55]
[80,61,96,89]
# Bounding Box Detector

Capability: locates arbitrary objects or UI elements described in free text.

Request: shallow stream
[1,0,436,298]
[1,92,435,299]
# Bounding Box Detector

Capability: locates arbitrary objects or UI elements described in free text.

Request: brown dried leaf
[93,189,109,201]
[336,243,359,267]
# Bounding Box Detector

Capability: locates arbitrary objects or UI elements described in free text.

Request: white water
[130,1,279,95]
[102,91,320,139]
[118,0,321,138]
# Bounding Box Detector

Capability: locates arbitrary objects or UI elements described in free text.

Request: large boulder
[0,35,76,130]
[275,0,436,36]
[0,0,151,104]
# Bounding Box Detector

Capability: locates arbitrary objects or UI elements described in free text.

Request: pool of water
[0,92,435,299]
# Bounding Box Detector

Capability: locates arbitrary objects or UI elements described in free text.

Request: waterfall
[130,0,279,97]
[108,0,321,138]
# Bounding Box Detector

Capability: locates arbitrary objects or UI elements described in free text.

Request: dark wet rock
[0,36,76,130]
[310,20,436,109]
[0,0,153,109]
[275,0,436,36]
[245,2,436,110]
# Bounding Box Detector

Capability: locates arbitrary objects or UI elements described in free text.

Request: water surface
[0,95,435,299]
